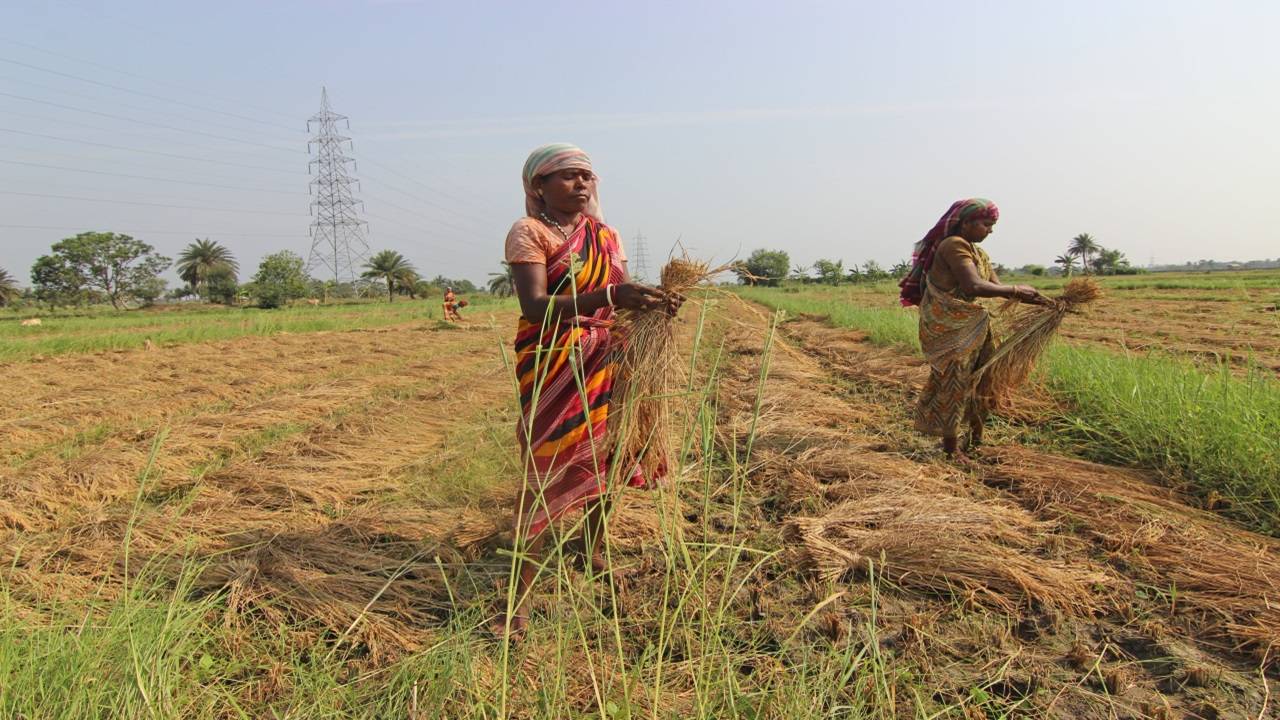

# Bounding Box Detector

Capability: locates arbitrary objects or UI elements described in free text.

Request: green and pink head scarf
[898,198,999,307]
[522,142,603,221]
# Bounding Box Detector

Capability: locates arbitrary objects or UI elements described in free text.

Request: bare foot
[966,429,984,450]
[565,538,609,575]
[589,551,608,575]
[488,611,528,643]
[947,450,977,467]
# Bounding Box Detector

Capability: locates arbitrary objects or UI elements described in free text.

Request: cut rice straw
[979,277,1103,405]
[611,254,732,481]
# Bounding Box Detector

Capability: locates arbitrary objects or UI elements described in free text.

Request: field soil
[2,300,1277,718]
[1054,289,1280,375]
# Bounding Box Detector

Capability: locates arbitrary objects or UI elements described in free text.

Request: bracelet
[605,284,615,307]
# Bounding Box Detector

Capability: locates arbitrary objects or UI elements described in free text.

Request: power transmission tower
[630,231,651,283]
[306,87,369,284]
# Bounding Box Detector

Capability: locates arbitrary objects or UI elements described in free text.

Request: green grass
[735,286,919,350]
[738,286,1280,534]
[0,296,517,362]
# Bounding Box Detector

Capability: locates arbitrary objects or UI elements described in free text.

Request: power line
[0,90,300,155]
[359,172,494,231]
[0,128,303,174]
[0,189,304,216]
[0,106,302,167]
[2,42,505,224]
[360,185,490,237]
[0,223,305,239]
[0,36,302,125]
[0,72,304,145]
[0,159,304,195]
[357,155,499,218]
[0,141,298,188]
[0,55,301,132]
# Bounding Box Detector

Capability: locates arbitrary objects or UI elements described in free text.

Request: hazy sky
[1,0,1277,287]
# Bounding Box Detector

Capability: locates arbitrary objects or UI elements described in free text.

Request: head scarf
[521,142,603,221]
[898,198,999,307]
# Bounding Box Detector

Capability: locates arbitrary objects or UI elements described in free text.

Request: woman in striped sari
[899,199,1048,462]
[493,143,680,639]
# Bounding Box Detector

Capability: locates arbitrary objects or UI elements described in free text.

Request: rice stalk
[979,277,1103,406]
[611,255,730,482]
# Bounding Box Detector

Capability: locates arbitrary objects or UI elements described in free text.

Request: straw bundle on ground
[980,277,1103,406]
[785,491,1109,615]
[611,256,724,481]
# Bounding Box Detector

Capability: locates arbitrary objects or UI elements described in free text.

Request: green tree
[413,280,438,298]
[812,259,844,286]
[30,232,171,309]
[1054,253,1077,277]
[252,251,310,309]
[361,250,417,302]
[397,270,423,298]
[735,249,790,286]
[889,260,912,279]
[1068,233,1099,275]
[488,261,515,297]
[1091,247,1131,275]
[428,275,478,294]
[0,267,20,306]
[862,260,888,282]
[133,276,167,306]
[176,239,238,293]
[204,265,239,305]
[30,255,84,305]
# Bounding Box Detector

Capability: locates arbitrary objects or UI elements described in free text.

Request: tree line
[0,231,482,310]
[734,249,912,287]
[732,233,1139,287]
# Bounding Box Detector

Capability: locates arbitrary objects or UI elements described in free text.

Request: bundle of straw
[979,277,1103,406]
[611,256,722,482]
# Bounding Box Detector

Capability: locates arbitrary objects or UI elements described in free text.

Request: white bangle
[605,284,615,307]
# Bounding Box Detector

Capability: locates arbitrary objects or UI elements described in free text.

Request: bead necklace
[538,211,574,241]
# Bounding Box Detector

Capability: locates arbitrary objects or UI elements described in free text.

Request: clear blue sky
[1,0,1277,286]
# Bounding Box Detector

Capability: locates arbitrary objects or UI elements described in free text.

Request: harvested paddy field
[1,296,1276,718]
[745,271,1280,377]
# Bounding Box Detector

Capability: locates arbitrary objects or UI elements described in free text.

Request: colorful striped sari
[914,244,999,437]
[513,217,644,537]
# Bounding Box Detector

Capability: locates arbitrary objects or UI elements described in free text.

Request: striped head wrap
[898,198,999,307]
[522,142,603,221]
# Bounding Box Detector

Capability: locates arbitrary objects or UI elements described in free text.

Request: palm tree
[1054,254,1078,277]
[1068,234,1099,275]
[488,261,515,297]
[176,239,238,291]
[361,250,416,302]
[0,267,20,306]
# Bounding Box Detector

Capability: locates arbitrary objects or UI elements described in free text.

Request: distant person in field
[899,198,1049,462]
[493,143,682,640]
[442,286,463,321]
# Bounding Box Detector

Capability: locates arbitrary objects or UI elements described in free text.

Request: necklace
[539,211,573,241]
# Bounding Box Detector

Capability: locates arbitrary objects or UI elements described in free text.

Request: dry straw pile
[980,277,1103,405]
